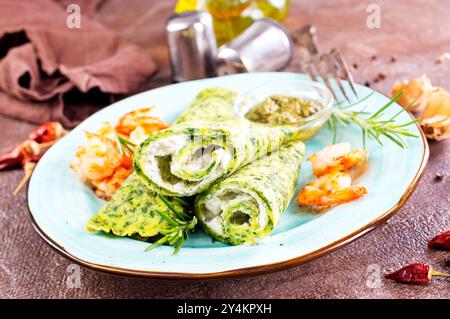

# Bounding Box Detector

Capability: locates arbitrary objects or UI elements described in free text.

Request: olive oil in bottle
[175,0,289,45]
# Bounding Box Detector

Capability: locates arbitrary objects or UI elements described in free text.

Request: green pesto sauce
[245,95,324,125]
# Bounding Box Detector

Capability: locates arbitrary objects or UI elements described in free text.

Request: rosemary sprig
[328,90,419,148]
[158,194,191,221]
[145,215,197,254]
[145,195,197,254]
[116,134,136,155]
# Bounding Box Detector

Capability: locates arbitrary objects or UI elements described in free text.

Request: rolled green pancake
[174,87,237,123]
[86,174,196,253]
[134,88,301,197]
[195,140,305,245]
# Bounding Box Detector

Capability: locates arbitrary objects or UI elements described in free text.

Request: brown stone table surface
[0,0,449,298]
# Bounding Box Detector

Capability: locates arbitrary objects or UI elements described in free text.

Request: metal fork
[293,25,358,103]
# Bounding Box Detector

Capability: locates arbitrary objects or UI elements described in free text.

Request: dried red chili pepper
[428,230,450,251]
[385,263,450,285]
[11,144,52,196]
[0,122,66,171]
[28,121,66,143]
[0,140,41,170]
[12,161,37,196]
[0,121,66,195]
[0,145,23,170]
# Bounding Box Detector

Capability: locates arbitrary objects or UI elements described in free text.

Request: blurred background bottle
[175,0,289,46]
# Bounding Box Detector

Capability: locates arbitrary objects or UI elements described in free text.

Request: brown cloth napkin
[0,0,157,128]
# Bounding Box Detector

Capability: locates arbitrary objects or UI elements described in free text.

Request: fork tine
[323,52,350,103]
[303,54,318,82]
[313,55,338,102]
[331,49,358,98]
[303,60,319,82]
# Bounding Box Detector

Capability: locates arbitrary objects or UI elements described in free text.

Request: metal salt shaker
[217,18,294,75]
[166,11,218,82]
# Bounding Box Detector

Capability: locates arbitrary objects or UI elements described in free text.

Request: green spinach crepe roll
[195,140,305,245]
[174,87,236,122]
[134,88,301,197]
[86,174,196,253]
[86,88,233,251]
[86,88,237,252]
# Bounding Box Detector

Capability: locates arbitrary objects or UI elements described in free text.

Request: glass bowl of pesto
[234,79,334,140]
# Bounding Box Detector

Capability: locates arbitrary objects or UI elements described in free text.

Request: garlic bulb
[391,75,433,112]
[420,88,450,141]
[391,76,450,141]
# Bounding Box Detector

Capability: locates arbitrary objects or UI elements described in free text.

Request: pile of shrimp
[296,143,368,208]
[70,107,168,200]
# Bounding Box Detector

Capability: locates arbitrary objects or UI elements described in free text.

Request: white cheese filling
[141,135,232,193]
[203,187,268,236]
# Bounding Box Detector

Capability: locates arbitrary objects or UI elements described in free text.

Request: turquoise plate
[27,73,428,279]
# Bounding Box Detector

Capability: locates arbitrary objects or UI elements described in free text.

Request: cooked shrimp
[70,123,133,199]
[296,171,367,207]
[71,108,169,200]
[115,107,169,137]
[93,162,132,200]
[71,123,123,183]
[128,126,150,145]
[308,143,367,176]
